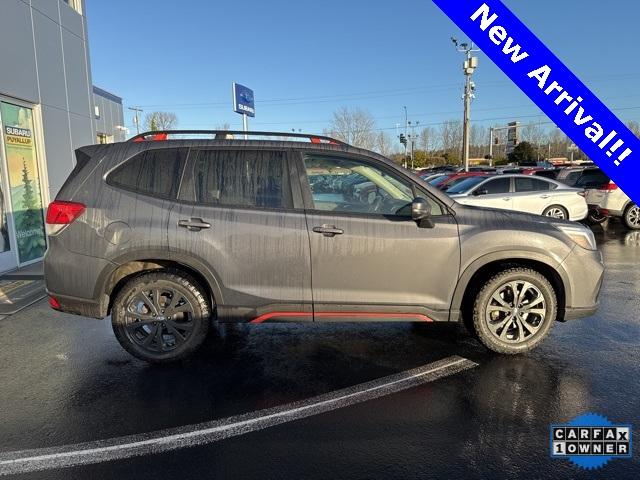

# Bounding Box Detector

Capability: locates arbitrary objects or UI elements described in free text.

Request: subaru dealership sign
[232,83,255,117]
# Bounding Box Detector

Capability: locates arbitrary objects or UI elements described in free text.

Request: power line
[172,105,640,134]
[131,73,639,110]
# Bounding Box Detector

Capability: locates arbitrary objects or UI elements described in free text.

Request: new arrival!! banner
[432,0,640,205]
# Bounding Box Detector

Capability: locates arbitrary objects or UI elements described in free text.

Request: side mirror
[412,197,434,228]
[473,188,488,196]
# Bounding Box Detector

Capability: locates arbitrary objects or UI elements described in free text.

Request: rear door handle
[540,194,550,199]
[502,197,511,201]
[312,225,344,237]
[178,218,211,231]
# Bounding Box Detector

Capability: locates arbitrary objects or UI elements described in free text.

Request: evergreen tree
[17,159,45,260]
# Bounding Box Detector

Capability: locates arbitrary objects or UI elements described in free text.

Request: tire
[623,203,640,230]
[542,205,569,220]
[587,208,607,225]
[472,268,557,354]
[112,270,211,363]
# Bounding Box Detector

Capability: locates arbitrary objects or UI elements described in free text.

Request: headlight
[555,224,597,251]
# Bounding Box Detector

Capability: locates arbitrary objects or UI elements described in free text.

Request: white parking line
[0,355,477,475]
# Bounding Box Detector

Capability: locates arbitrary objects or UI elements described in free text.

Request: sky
[86,0,640,146]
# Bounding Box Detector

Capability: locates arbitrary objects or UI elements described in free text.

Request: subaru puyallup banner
[432,0,640,205]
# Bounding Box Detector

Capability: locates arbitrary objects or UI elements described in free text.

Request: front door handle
[502,197,511,201]
[312,225,344,237]
[178,218,211,231]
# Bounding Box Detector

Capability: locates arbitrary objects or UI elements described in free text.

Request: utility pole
[129,107,143,135]
[408,120,420,170]
[403,106,408,168]
[489,127,494,166]
[452,38,479,172]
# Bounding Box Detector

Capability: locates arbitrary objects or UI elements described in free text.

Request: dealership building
[0,0,124,273]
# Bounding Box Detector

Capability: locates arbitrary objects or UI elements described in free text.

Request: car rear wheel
[543,205,568,219]
[112,271,210,363]
[587,207,607,224]
[472,268,556,354]
[623,203,640,230]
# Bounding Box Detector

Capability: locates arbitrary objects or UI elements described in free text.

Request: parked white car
[562,167,639,229]
[585,180,638,230]
[447,174,588,221]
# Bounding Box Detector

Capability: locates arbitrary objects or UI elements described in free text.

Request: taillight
[132,133,168,142]
[578,191,586,197]
[45,200,85,235]
[49,296,61,310]
[598,182,618,191]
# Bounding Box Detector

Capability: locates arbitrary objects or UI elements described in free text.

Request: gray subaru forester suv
[44,131,604,363]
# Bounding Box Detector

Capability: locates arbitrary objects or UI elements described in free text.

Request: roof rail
[128,130,346,145]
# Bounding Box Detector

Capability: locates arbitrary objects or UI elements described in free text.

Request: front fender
[448,249,572,321]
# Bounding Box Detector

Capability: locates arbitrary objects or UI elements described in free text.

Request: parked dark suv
[44,131,604,362]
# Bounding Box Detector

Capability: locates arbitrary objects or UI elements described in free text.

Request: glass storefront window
[0,102,46,264]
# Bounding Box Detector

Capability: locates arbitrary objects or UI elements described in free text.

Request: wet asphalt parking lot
[0,221,638,479]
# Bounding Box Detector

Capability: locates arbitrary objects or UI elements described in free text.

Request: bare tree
[469,124,488,158]
[325,107,376,149]
[520,121,548,151]
[216,122,231,130]
[374,131,393,157]
[626,120,640,138]
[144,111,178,131]
[439,120,463,158]
[548,128,569,158]
[418,127,436,153]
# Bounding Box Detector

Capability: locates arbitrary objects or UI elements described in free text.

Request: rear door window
[180,149,293,209]
[108,147,188,199]
[515,177,554,192]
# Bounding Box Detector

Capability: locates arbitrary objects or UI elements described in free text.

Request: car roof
[480,174,573,188]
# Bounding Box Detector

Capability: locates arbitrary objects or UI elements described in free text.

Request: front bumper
[558,245,604,321]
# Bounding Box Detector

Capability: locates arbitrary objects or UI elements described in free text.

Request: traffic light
[399,133,407,146]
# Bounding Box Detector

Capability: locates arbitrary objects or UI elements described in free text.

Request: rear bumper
[44,236,114,319]
[570,203,589,221]
[46,291,108,319]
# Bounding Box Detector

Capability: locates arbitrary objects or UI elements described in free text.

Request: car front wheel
[472,268,556,354]
[111,271,211,363]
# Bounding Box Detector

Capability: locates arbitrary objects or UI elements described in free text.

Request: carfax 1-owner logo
[550,413,632,470]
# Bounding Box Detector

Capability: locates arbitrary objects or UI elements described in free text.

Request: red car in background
[430,172,493,191]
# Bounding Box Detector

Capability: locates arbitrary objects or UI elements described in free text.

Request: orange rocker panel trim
[250,311,433,324]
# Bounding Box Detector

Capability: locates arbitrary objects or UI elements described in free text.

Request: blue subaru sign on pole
[232,83,254,139]
[232,83,255,117]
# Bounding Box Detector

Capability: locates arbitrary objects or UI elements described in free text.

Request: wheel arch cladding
[103,259,216,316]
[456,257,567,325]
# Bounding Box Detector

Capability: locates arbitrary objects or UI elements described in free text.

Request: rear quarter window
[515,177,554,192]
[108,147,188,199]
[575,169,610,189]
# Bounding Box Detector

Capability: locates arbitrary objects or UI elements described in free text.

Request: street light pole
[452,38,479,172]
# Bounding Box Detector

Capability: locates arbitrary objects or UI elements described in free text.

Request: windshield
[446,176,488,194]
[428,175,450,185]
